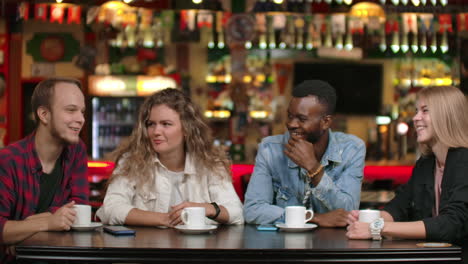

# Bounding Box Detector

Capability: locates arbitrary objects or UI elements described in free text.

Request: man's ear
[37,106,50,125]
[321,115,333,130]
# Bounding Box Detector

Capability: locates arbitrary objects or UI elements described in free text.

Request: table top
[16,224,461,263]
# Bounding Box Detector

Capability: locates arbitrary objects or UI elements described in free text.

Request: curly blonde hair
[416,86,468,155]
[108,88,231,188]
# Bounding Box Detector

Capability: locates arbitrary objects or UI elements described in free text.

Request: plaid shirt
[0,132,89,247]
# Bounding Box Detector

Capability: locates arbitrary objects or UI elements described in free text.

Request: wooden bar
[16,225,461,263]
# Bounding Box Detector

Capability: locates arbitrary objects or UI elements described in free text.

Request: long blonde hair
[108,88,231,188]
[417,86,468,155]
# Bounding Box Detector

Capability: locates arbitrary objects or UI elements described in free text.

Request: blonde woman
[347,86,468,246]
[96,88,243,227]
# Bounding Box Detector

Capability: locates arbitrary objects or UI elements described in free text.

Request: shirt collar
[25,131,42,174]
[152,152,197,175]
[26,130,71,174]
[286,129,343,168]
[322,129,343,165]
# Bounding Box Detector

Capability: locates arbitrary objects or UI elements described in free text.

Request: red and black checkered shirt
[0,132,89,247]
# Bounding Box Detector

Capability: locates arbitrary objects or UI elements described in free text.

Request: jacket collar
[419,148,458,187]
[416,154,436,213]
[420,154,436,187]
[286,129,342,168]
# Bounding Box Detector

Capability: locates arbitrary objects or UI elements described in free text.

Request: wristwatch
[369,218,385,241]
[208,202,221,220]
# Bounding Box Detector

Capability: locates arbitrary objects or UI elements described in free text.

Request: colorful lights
[397,122,409,135]
[249,110,270,119]
[376,116,391,125]
[204,110,231,119]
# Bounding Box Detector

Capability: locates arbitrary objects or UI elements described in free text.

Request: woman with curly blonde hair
[96,88,243,227]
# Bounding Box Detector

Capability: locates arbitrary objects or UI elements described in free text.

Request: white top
[96,153,244,225]
[168,170,185,208]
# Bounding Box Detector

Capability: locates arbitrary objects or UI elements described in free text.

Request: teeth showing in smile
[71,127,80,131]
[291,131,302,137]
[415,125,425,131]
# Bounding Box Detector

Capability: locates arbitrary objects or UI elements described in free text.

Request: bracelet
[307,164,324,178]
[208,202,221,220]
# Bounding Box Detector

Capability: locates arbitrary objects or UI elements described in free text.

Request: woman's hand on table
[347,210,359,225]
[125,208,173,228]
[157,212,173,228]
[169,202,214,226]
[346,210,371,239]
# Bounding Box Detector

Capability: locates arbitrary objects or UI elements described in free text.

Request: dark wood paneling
[7,33,22,143]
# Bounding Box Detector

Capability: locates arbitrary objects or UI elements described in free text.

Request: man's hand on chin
[284,137,318,172]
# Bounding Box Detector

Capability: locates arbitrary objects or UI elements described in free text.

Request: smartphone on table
[257,224,278,231]
[103,226,136,236]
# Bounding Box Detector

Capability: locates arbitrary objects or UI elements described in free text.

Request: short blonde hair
[31,77,82,125]
[417,86,468,155]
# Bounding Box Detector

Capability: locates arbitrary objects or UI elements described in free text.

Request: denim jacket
[243,130,366,224]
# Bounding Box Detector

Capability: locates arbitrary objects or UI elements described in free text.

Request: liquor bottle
[115,102,123,123]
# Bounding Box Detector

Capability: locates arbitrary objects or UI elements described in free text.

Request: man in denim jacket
[244,80,365,227]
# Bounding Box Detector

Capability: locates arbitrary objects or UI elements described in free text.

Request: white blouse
[96,153,244,225]
[168,170,185,209]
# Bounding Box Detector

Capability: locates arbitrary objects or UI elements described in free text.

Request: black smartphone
[257,224,278,231]
[103,226,136,236]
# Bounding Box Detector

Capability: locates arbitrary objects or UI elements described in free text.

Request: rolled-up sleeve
[309,140,365,211]
[208,169,244,224]
[0,157,15,244]
[96,177,136,225]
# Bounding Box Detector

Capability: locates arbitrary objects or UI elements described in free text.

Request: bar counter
[16,225,461,263]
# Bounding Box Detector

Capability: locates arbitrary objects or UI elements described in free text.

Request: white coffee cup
[181,207,206,228]
[73,204,91,226]
[358,209,381,223]
[285,206,314,228]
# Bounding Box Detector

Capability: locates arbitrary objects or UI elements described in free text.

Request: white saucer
[71,222,103,231]
[275,223,317,232]
[174,224,217,234]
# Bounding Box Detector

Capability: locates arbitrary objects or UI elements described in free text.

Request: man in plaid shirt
[0,77,89,262]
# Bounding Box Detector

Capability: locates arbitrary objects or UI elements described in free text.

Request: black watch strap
[208,202,221,220]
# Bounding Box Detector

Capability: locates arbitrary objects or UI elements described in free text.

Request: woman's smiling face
[413,98,434,144]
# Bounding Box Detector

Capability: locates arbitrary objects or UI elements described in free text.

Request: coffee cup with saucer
[276,206,317,232]
[175,207,217,234]
[71,204,102,231]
